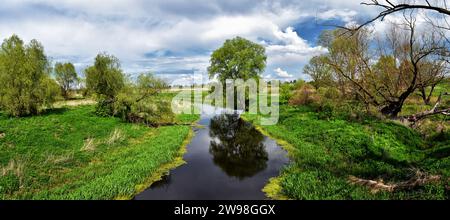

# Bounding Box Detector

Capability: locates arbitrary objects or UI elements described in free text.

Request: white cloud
[0,0,370,83]
[316,9,358,23]
[263,74,272,79]
[274,68,294,78]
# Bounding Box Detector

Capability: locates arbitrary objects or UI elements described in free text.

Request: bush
[116,93,174,125]
[279,83,294,105]
[289,84,321,106]
[317,86,341,101]
[279,81,305,105]
[94,99,116,117]
[43,77,62,108]
[317,102,336,120]
[114,73,174,125]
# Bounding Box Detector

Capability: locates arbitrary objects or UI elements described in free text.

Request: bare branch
[405,92,450,123]
[354,1,450,31]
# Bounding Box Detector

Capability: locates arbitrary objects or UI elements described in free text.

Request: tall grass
[243,105,449,200]
[0,105,198,199]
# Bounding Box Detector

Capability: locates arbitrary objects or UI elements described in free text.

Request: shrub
[317,86,341,101]
[289,84,321,106]
[279,83,294,105]
[114,73,174,126]
[43,77,62,108]
[317,102,336,120]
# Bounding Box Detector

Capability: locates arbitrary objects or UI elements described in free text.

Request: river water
[134,106,289,200]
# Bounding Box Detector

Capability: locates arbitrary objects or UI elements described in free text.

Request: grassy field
[401,80,450,116]
[243,105,449,200]
[0,104,198,199]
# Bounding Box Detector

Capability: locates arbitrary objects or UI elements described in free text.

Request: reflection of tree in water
[209,114,268,179]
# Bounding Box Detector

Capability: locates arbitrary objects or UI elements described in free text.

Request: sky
[0,0,383,85]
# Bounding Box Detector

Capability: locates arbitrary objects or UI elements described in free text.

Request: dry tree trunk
[348,170,441,193]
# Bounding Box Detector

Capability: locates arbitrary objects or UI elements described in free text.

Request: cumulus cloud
[0,0,372,83]
[316,9,358,23]
[274,68,294,79]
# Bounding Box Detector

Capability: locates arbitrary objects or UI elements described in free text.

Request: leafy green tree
[54,62,78,99]
[303,55,334,89]
[208,37,266,83]
[0,35,58,116]
[85,53,124,115]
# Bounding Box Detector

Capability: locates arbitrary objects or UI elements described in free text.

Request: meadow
[0,103,198,199]
[243,101,449,200]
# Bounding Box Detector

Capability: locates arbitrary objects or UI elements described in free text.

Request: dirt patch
[53,99,96,108]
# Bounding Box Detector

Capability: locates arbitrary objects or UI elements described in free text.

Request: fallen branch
[403,92,449,124]
[349,169,441,193]
[126,113,193,127]
[348,176,395,193]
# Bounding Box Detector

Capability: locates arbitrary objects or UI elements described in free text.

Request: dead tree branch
[350,0,450,31]
[349,169,441,193]
[404,92,450,123]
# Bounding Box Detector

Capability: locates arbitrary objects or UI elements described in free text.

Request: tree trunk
[420,87,430,105]
[426,85,436,106]
[420,86,437,106]
[380,101,403,117]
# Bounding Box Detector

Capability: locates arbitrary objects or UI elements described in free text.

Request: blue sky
[0,0,381,85]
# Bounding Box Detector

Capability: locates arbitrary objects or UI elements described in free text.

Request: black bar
[0,200,448,219]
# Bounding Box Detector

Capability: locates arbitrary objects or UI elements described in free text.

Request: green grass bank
[0,105,198,199]
[243,105,449,200]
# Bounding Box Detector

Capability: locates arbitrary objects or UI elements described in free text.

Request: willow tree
[208,37,266,110]
[208,37,266,83]
[54,62,78,99]
[314,16,448,118]
[85,53,124,116]
[0,35,59,116]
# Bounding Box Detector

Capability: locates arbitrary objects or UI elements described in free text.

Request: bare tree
[324,14,448,118]
[380,14,448,116]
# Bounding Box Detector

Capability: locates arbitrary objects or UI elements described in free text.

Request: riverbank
[0,105,198,199]
[242,105,449,200]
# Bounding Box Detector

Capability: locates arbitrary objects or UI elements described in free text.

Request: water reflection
[209,114,268,179]
[134,109,289,200]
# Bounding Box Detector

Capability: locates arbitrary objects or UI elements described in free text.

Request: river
[134,105,289,200]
